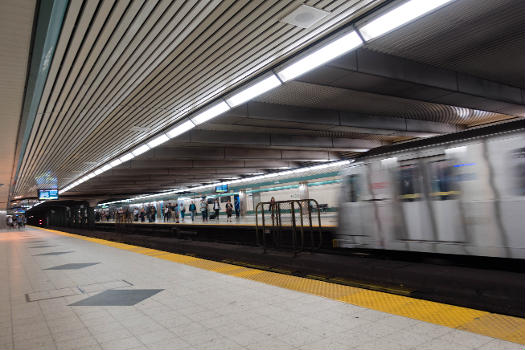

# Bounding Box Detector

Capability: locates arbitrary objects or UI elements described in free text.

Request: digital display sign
[215,184,228,193]
[38,189,58,200]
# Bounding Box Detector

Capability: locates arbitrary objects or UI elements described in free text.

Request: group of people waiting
[132,205,157,223]
[96,196,240,224]
[161,202,189,223]
[6,215,25,229]
[198,197,234,222]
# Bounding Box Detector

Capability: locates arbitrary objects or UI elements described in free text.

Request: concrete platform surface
[0,227,523,350]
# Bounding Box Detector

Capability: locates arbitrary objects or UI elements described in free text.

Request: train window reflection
[428,160,458,200]
[512,147,525,196]
[346,174,361,202]
[399,165,421,201]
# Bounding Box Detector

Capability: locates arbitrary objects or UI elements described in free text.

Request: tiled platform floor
[0,228,522,350]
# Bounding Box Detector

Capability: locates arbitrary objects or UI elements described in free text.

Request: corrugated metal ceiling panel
[254,81,516,125]
[363,0,525,88]
[15,0,385,196]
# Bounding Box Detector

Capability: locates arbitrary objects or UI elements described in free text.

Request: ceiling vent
[281,5,329,29]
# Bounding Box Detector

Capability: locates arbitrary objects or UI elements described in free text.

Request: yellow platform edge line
[33,226,525,345]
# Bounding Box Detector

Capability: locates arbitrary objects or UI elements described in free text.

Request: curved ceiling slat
[15,0,385,196]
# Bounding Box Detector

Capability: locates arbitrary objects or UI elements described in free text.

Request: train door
[398,161,435,243]
[426,158,464,244]
[486,134,525,258]
[369,158,396,250]
[449,143,501,257]
[337,165,374,247]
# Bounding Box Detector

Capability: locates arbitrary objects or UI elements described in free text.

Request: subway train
[335,120,525,259]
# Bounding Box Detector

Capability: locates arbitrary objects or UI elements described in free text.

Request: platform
[96,212,339,228]
[1,227,523,350]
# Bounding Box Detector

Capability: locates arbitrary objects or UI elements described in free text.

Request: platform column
[251,191,261,216]
[239,190,247,217]
[298,182,309,200]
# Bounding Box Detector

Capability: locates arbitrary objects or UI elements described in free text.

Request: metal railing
[255,199,323,255]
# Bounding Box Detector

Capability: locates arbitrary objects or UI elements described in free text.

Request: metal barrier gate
[255,199,323,255]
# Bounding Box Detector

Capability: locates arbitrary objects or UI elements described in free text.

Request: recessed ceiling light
[281,5,329,29]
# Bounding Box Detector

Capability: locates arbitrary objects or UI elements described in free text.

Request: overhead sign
[38,189,58,200]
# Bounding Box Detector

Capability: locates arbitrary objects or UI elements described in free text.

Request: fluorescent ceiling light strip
[190,101,230,125]
[110,159,122,167]
[120,152,135,163]
[445,146,467,154]
[358,0,455,41]
[147,134,169,148]
[94,169,103,175]
[225,74,282,108]
[277,31,363,82]
[101,164,112,172]
[167,120,195,138]
[107,161,352,206]
[132,144,150,156]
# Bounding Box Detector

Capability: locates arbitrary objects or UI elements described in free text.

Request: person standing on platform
[163,205,169,222]
[225,199,233,223]
[189,201,196,222]
[140,208,146,222]
[180,203,186,222]
[234,197,240,219]
[213,198,221,222]
[133,207,139,221]
[168,203,175,222]
[200,198,208,222]
[149,206,156,222]
[166,203,172,222]
[174,203,180,223]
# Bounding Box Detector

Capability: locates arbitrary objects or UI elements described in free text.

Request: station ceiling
[4,0,524,206]
[0,0,35,209]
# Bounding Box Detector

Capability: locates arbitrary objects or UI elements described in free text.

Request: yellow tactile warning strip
[36,227,525,345]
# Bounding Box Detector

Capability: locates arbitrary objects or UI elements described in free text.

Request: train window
[399,165,421,201]
[428,160,458,200]
[346,174,361,202]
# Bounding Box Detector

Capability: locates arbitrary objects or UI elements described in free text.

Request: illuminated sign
[38,189,58,200]
[215,185,228,193]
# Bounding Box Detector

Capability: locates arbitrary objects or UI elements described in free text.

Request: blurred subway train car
[336,120,525,259]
